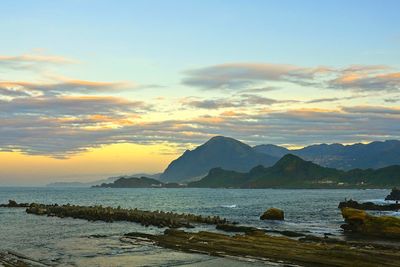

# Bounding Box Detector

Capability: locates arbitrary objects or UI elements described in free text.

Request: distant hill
[254,140,400,170]
[189,154,400,188]
[160,136,278,182]
[93,176,185,188]
[47,173,161,187]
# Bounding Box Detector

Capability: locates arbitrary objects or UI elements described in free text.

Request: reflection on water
[0,187,393,266]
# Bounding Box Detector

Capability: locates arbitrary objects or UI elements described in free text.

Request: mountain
[255,140,400,170]
[93,176,185,188]
[160,136,278,182]
[189,154,400,188]
[253,144,290,158]
[160,137,400,183]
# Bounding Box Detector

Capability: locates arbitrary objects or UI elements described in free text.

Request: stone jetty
[0,200,31,208]
[18,201,229,228]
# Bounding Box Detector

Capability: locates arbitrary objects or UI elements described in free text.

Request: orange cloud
[0,53,77,64]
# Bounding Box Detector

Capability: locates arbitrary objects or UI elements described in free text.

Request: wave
[221,204,237,208]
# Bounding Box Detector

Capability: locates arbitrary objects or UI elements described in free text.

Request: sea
[0,187,398,266]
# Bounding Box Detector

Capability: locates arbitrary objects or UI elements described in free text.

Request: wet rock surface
[338,199,400,211]
[215,223,305,237]
[124,229,400,267]
[0,251,48,267]
[260,207,284,220]
[341,207,400,239]
[216,223,259,233]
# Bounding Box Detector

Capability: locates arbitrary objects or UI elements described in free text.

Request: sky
[1,0,400,185]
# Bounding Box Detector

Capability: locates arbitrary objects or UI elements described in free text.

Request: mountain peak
[204,136,245,145]
[160,136,278,182]
[277,153,304,163]
[272,154,311,170]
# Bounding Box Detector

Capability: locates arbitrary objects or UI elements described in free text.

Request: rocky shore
[124,229,400,267]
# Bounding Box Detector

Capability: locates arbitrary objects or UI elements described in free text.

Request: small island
[93,176,186,188]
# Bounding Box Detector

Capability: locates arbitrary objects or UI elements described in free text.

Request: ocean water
[0,187,396,266]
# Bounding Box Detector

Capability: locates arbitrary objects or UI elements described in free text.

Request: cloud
[0,87,33,98]
[239,86,280,93]
[0,95,148,117]
[1,54,399,157]
[0,54,76,64]
[305,96,361,103]
[0,95,151,157]
[384,97,400,103]
[181,94,297,110]
[181,98,241,109]
[241,94,296,105]
[2,102,399,158]
[330,71,400,92]
[183,62,400,92]
[341,106,400,115]
[0,53,77,71]
[0,79,134,98]
[182,63,329,90]
[184,107,400,146]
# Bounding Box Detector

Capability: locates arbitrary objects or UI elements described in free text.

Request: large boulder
[260,208,284,220]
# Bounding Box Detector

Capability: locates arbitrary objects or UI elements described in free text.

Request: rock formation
[340,207,400,239]
[260,208,284,220]
[385,188,400,201]
[338,199,400,211]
